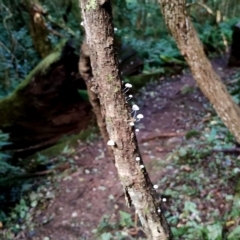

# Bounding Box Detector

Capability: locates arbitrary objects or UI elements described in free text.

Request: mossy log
[0,39,180,158]
[127,66,183,91]
[0,40,92,157]
[0,40,145,157]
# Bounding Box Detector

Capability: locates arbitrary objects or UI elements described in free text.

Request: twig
[186,2,214,15]
[46,16,76,37]
[213,148,240,153]
[140,132,185,143]
[18,163,70,178]
[47,28,65,38]
[128,213,140,236]
[226,79,239,85]
[156,147,173,152]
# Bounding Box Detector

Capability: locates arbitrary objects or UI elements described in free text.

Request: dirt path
[22,55,238,240]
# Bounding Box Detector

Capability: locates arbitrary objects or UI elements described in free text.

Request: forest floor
[7,55,240,240]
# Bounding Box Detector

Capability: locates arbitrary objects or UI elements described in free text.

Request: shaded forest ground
[3,55,240,240]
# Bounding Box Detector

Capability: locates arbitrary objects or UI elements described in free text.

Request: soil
[12,55,240,240]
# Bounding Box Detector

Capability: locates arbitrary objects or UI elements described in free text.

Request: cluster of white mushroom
[106,81,164,208]
[123,83,132,94]
[107,140,115,146]
[122,83,145,126]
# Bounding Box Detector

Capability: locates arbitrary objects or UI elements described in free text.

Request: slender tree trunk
[24,0,52,58]
[79,42,113,156]
[79,1,172,239]
[159,0,240,144]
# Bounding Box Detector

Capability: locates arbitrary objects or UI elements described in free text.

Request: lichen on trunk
[79,0,172,239]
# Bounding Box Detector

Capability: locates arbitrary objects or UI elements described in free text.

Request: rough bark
[79,42,113,156]
[80,0,172,239]
[159,0,240,144]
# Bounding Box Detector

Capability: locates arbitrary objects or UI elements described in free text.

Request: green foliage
[123,38,184,70]
[185,129,200,139]
[229,70,240,105]
[0,3,40,98]
[113,0,238,73]
[0,130,11,160]
[0,182,57,237]
[0,0,237,99]
[0,0,83,99]
[119,211,134,228]
[0,130,26,229]
[162,115,240,238]
[228,226,240,239]
[0,130,23,186]
[1,0,240,238]
[154,67,240,239]
[0,143,79,236]
[113,0,184,70]
[194,18,238,54]
[95,211,136,239]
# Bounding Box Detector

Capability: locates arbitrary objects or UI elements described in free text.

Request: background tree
[23,0,52,58]
[159,0,240,144]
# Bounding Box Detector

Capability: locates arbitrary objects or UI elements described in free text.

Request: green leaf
[20,210,26,219]
[206,223,222,240]
[100,232,113,240]
[31,200,38,208]
[179,147,187,157]
[97,216,114,233]
[228,226,240,239]
[119,211,134,227]
[206,128,217,142]
[184,201,199,215]
[78,89,89,101]
[172,226,188,237]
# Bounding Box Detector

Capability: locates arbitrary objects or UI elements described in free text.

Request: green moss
[234,177,240,208]
[86,0,97,11]
[126,67,182,90]
[125,70,165,90]
[24,126,98,161]
[106,117,111,123]
[0,41,66,126]
[13,48,63,92]
[114,87,119,93]
[185,130,200,139]
[107,74,114,82]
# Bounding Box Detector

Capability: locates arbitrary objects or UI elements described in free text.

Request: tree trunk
[159,0,240,144]
[79,42,113,156]
[228,22,240,67]
[24,0,52,58]
[79,0,172,239]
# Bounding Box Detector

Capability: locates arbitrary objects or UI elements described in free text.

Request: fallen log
[0,40,145,158]
[1,40,92,157]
